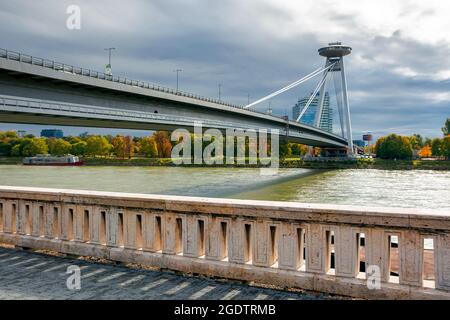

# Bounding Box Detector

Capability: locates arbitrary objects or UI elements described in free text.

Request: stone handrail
[1,186,449,299]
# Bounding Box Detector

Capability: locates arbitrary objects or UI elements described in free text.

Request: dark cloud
[0,0,448,139]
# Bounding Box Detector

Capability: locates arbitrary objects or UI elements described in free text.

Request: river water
[0,165,449,210]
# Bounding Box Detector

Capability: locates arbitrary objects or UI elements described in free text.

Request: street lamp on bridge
[104,47,116,76]
[174,69,182,92]
[218,83,222,101]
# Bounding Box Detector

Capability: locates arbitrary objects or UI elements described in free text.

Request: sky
[0,0,449,139]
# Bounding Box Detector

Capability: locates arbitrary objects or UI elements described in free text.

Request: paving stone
[0,247,332,300]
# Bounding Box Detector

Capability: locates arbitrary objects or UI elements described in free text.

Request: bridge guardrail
[0,186,449,299]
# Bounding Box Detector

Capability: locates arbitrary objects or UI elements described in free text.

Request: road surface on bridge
[0,247,337,300]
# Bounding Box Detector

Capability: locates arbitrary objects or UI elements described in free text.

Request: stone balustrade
[1,186,450,299]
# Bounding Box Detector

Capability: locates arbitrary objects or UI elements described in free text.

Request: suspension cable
[295,68,330,122]
[244,63,336,110]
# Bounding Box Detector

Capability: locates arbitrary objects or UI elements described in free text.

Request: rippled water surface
[0,165,449,210]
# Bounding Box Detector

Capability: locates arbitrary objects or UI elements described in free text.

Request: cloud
[0,0,449,138]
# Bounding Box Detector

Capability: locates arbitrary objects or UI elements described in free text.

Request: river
[0,165,449,210]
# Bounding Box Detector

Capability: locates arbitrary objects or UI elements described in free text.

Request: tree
[409,134,424,150]
[442,118,450,136]
[0,140,14,156]
[112,135,126,158]
[441,136,450,160]
[111,135,135,159]
[71,141,87,156]
[279,141,292,158]
[123,136,135,159]
[85,136,111,157]
[47,138,72,156]
[290,143,309,157]
[21,138,48,156]
[431,138,443,157]
[153,131,172,158]
[375,134,413,159]
[139,136,158,158]
[418,145,432,158]
[10,144,21,157]
[0,130,18,139]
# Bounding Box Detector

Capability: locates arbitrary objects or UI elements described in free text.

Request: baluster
[278,222,304,271]
[162,213,184,255]
[436,233,450,290]
[335,226,360,278]
[305,224,327,273]
[364,228,391,282]
[399,230,422,286]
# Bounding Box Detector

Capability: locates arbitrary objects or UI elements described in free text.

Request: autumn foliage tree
[375,134,413,159]
[153,131,172,158]
[139,136,158,158]
[418,145,432,158]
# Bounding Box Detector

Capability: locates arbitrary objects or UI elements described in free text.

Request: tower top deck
[318,42,352,58]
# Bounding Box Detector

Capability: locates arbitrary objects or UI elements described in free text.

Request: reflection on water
[0,165,310,198]
[230,169,450,210]
[0,165,449,210]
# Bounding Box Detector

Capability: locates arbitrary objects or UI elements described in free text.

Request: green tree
[441,136,450,159]
[279,141,292,158]
[85,136,112,157]
[431,138,443,157]
[0,130,18,140]
[442,118,450,136]
[375,134,413,159]
[409,134,424,150]
[0,140,13,156]
[140,136,158,158]
[47,138,72,156]
[71,141,87,156]
[10,144,21,157]
[21,138,48,156]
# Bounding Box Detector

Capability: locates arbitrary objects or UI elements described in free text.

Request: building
[17,130,26,138]
[40,129,64,138]
[292,92,333,133]
[353,140,366,148]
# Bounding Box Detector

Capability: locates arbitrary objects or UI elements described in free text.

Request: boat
[22,154,84,166]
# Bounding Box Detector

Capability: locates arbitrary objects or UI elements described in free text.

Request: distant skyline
[1,0,449,139]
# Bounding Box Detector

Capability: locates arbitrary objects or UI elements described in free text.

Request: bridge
[0,47,351,150]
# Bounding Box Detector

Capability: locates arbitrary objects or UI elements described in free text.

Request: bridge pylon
[317,42,354,155]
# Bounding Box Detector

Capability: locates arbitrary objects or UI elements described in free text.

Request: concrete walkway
[0,247,333,300]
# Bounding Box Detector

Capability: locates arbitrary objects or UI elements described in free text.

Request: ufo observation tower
[244,42,355,156]
[316,42,354,155]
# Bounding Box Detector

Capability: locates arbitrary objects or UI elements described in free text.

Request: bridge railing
[0,48,252,111]
[0,186,449,299]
